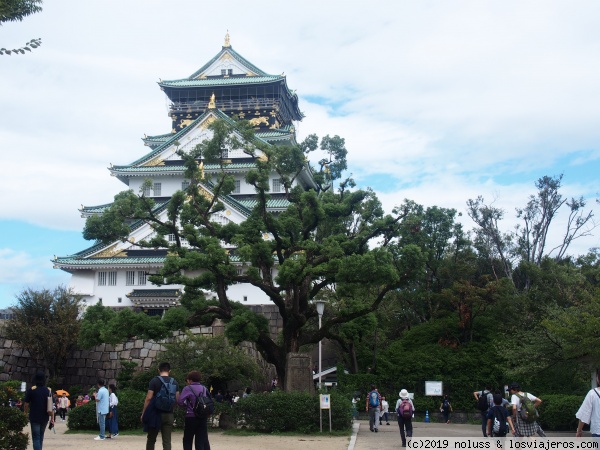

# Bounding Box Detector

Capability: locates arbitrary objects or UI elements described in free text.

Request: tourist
[575,369,600,437]
[474,385,493,437]
[439,395,453,424]
[395,389,414,447]
[142,362,180,450]
[177,370,211,450]
[365,384,381,432]
[380,395,390,425]
[23,370,54,450]
[509,382,543,437]
[107,384,119,439]
[94,379,109,441]
[57,393,69,421]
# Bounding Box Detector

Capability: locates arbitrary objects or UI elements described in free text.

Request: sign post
[319,394,332,432]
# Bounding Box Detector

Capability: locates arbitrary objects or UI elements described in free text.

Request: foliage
[78,303,172,349]
[0,0,42,55]
[5,286,82,379]
[81,117,417,388]
[536,394,582,431]
[233,391,351,433]
[0,382,28,450]
[116,360,139,390]
[67,389,147,431]
[155,333,262,391]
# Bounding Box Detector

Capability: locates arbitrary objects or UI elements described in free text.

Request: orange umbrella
[56,389,70,396]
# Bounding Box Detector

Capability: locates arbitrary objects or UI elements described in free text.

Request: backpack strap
[593,388,600,400]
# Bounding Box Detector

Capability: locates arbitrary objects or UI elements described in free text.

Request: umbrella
[55,390,70,396]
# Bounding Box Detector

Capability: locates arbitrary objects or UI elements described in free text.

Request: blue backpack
[154,377,177,412]
[369,391,380,407]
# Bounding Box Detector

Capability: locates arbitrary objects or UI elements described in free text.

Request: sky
[1,1,599,309]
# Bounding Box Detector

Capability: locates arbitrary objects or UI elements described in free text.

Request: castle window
[182,180,190,190]
[153,182,161,196]
[126,271,135,286]
[272,178,282,193]
[168,234,176,242]
[233,180,240,194]
[98,272,107,286]
[142,184,151,196]
[138,271,147,286]
[108,272,117,286]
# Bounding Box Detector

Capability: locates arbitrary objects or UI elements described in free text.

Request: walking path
[29,419,573,450]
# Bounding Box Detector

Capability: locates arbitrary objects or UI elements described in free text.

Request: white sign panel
[320,394,331,409]
[425,381,443,396]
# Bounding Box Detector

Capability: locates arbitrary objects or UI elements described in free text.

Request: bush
[233,391,352,433]
[537,394,581,431]
[0,382,29,450]
[68,389,147,431]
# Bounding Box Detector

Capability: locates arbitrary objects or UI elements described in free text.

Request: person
[107,384,119,439]
[214,391,224,403]
[395,389,414,447]
[243,387,252,398]
[486,393,515,437]
[576,369,600,437]
[351,396,359,419]
[23,371,54,450]
[440,395,453,424]
[177,370,211,450]
[94,379,109,440]
[509,382,543,437]
[474,385,493,437]
[57,393,69,421]
[76,395,84,408]
[380,396,390,425]
[271,377,278,391]
[142,362,180,450]
[365,384,381,432]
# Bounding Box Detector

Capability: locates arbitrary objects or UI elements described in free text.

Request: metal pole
[318,313,322,390]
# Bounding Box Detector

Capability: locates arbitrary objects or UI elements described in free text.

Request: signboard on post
[425,381,443,396]
[319,394,332,432]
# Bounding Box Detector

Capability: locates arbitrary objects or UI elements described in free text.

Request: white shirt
[109,392,119,408]
[381,399,389,413]
[576,388,600,435]
[511,392,538,412]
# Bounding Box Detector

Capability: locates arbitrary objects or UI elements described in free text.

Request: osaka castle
[53,33,315,315]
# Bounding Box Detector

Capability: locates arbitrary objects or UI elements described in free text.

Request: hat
[509,382,520,390]
[399,389,409,399]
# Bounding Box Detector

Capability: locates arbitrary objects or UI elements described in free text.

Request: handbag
[107,410,114,419]
[47,388,53,415]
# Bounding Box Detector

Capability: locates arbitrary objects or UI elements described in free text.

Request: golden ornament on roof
[208,93,216,109]
[224,31,231,47]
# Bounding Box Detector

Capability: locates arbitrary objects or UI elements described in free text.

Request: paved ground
[29,419,575,450]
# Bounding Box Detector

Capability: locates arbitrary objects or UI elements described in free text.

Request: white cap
[399,389,409,399]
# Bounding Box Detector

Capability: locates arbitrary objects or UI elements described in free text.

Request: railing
[170,98,281,114]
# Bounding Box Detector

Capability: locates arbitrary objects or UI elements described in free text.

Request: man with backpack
[474,385,493,437]
[365,384,382,432]
[142,362,180,450]
[509,382,543,437]
[395,389,414,447]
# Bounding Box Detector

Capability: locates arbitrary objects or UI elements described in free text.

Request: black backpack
[154,377,177,412]
[189,386,214,419]
[477,390,490,411]
[491,406,507,436]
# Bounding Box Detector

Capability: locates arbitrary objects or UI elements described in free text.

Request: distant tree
[467,174,596,286]
[0,0,42,55]
[5,286,81,380]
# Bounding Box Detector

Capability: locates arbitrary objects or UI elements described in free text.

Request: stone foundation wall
[0,318,275,391]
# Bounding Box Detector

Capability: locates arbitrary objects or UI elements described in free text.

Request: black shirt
[23,385,50,424]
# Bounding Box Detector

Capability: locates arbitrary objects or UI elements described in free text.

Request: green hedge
[67,389,147,431]
[537,394,581,431]
[234,391,352,433]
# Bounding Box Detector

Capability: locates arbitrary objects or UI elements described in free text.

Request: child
[487,393,515,437]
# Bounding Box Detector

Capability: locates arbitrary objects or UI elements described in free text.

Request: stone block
[110,352,118,360]
[140,348,149,358]
[134,339,144,348]
[284,353,313,394]
[125,342,134,350]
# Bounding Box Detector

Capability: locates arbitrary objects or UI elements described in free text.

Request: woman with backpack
[395,389,414,447]
[177,371,211,450]
[439,395,453,424]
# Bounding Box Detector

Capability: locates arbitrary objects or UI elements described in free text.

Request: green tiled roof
[127,289,181,298]
[159,75,283,88]
[125,109,270,169]
[188,46,270,79]
[80,203,113,214]
[54,256,166,266]
[237,198,291,209]
[110,162,257,173]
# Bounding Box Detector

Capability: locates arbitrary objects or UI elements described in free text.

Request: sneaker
[374,428,379,432]
[370,428,374,432]
[94,436,105,441]
[112,434,118,437]
[386,422,390,425]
